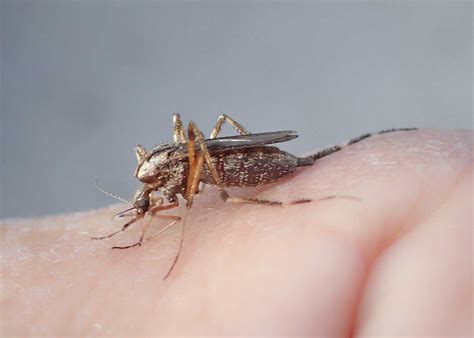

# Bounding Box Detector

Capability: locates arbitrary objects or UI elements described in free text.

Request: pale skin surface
[1,129,472,337]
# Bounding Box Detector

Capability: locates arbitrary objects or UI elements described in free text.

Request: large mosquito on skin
[93,113,416,279]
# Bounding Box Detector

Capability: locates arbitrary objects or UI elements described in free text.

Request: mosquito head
[135,195,150,214]
[132,188,162,215]
[109,191,149,220]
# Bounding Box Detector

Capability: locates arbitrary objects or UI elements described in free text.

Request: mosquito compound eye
[136,198,150,212]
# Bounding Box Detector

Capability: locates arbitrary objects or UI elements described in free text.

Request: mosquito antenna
[94,177,130,204]
[163,210,188,280]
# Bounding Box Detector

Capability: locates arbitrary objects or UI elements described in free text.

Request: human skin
[1,129,472,336]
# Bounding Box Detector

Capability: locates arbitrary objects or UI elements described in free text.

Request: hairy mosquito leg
[301,128,418,162]
[227,197,283,206]
[188,121,230,203]
[187,154,205,207]
[134,144,148,162]
[185,122,219,208]
[105,199,180,249]
[163,122,211,280]
[315,195,362,202]
[112,217,149,249]
[185,121,205,207]
[173,113,187,143]
[150,200,180,213]
[91,216,139,240]
[209,114,249,139]
[193,114,251,195]
[227,195,362,207]
[113,214,182,250]
[227,197,312,206]
[112,241,142,249]
[161,125,204,278]
[144,215,181,241]
[378,127,418,135]
[163,213,187,280]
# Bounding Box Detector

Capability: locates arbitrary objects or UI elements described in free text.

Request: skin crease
[1,129,472,337]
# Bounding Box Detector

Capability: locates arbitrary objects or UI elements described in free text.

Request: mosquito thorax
[135,143,182,184]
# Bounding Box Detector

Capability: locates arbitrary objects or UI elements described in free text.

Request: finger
[1,130,471,336]
[355,168,472,336]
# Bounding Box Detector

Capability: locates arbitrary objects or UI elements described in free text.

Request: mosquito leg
[112,216,150,249]
[153,214,182,221]
[149,200,180,213]
[378,127,418,135]
[134,145,148,163]
[144,215,181,241]
[186,154,205,207]
[111,242,142,249]
[163,213,187,280]
[314,195,361,202]
[195,114,250,194]
[173,113,187,143]
[91,216,139,240]
[226,196,313,206]
[162,124,208,279]
[299,128,418,164]
[114,216,182,250]
[185,122,206,208]
[209,114,249,139]
[227,195,361,207]
[188,121,229,205]
[108,199,180,249]
[227,197,283,206]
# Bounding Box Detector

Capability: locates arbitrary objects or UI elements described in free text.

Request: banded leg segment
[173,113,187,143]
[163,123,211,279]
[186,121,226,207]
[99,201,181,249]
[303,128,417,162]
[162,123,208,279]
[91,216,139,240]
[209,114,249,139]
[112,217,149,249]
[163,212,186,280]
[113,215,182,250]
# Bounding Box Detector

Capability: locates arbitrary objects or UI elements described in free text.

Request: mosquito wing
[203,130,298,150]
[153,131,298,157]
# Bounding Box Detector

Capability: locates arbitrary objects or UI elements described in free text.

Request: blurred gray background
[1,1,472,218]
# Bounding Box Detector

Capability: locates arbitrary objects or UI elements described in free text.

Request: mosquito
[93,113,416,279]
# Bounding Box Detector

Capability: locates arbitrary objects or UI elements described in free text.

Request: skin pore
[1,129,472,336]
